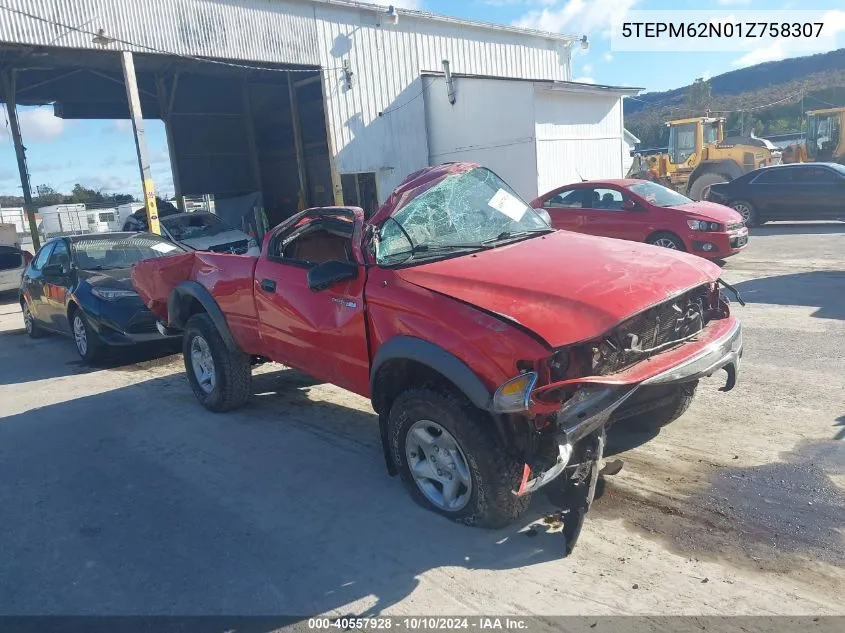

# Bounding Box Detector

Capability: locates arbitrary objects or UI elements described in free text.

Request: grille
[730,235,748,248]
[591,285,711,376]
[209,240,249,254]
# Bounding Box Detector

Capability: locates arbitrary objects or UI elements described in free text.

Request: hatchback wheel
[647,232,685,251]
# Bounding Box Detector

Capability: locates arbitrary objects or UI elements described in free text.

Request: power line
[0,3,342,75]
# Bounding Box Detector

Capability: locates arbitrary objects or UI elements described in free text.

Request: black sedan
[706,162,845,227]
[19,232,185,363]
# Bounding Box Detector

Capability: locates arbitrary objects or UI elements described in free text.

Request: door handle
[260,279,276,292]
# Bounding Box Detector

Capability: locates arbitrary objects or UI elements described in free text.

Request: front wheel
[730,200,761,227]
[647,231,686,251]
[388,388,529,528]
[183,313,252,412]
[71,309,103,364]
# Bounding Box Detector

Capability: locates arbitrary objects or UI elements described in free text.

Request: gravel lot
[0,223,843,616]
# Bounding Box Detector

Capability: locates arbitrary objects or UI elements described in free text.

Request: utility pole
[120,51,160,235]
[1,69,41,251]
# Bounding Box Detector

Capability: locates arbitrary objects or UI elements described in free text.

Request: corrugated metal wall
[313,5,570,202]
[0,0,572,204]
[0,0,319,65]
[534,89,625,194]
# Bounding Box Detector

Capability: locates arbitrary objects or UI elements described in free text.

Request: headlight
[687,220,722,232]
[492,372,538,413]
[92,287,139,301]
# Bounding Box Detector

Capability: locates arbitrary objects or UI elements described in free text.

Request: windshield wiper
[483,228,555,244]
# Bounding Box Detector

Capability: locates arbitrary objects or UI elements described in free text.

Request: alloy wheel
[653,237,679,249]
[190,335,216,394]
[22,303,32,335]
[732,203,752,224]
[405,420,473,511]
[73,314,88,356]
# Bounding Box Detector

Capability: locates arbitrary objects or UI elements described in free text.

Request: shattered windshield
[376,167,550,265]
[162,213,232,241]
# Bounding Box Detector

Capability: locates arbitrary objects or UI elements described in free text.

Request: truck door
[253,212,371,396]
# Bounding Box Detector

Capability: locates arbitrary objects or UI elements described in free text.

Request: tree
[687,77,712,113]
[34,185,64,206]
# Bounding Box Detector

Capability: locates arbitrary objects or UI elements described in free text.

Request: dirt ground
[0,223,843,616]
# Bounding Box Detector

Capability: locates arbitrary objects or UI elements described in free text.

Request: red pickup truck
[132,163,744,553]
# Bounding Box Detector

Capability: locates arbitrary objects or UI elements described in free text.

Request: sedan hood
[77,267,134,289]
[671,201,743,224]
[178,229,250,252]
[397,231,722,348]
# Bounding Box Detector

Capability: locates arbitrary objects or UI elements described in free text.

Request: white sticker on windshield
[488,188,527,222]
[151,242,179,253]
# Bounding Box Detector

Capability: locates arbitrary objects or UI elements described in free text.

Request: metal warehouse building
[0,0,640,228]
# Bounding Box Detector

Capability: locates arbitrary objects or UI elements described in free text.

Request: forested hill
[625,48,845,148]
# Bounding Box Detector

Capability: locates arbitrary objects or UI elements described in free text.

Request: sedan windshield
[162,213,231,241]
[72,235,184,270]
[626,181,694,207]
[376,167,551,264]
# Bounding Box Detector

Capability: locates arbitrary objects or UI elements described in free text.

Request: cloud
[603,52,613,62]
[483,0,557,5]
[732,41,786,67]
[573,76,595,84]
[0,106,66,142]
[513,0,640,36]
[717,0,751,5]
[821,9,845,37]
[582,63,594,73]
[103,119,133,135]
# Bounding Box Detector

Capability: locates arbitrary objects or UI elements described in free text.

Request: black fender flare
[686,160,743,194]
[370,336,498,476]
[167,281,240,353]
[370,336,494,413]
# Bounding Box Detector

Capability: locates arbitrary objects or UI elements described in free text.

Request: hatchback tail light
[22,250,33,265]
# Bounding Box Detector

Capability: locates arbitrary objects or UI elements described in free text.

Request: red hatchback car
[531,179,749,259]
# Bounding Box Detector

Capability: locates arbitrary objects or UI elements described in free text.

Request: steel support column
[156,74,183,211]
[1,69,41,251]
[287,72,309,209]
[121,51,160,234]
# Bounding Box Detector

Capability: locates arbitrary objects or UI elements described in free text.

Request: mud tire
[183,313,252,412]
[388,388,529,528]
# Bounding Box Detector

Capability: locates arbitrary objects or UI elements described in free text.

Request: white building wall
[422,76,538,200]
[534,89,626,195]
[313,6,571,203]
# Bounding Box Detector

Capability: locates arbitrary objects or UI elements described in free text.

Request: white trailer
[0,223,19,248]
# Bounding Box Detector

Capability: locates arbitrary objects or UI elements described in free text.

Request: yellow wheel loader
[782,107,845,165]
[627,117,779,200]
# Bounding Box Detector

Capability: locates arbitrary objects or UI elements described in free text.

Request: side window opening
[585,188,625,210]
[544,190,584,208]
[273,216,354,266]
[47,241,70,269]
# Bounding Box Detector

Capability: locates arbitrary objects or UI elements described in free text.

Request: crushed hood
[397,231,722,348]
[178,229,250,251]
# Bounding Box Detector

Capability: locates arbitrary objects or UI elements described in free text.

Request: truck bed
[132,251,259,325]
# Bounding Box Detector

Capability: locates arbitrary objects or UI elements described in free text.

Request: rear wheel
[688,172,730,201]
[388,388,529,528]
[183,313,252,412]
[21,300,42,338]
[647,231,686,251]
[71,309,103,364]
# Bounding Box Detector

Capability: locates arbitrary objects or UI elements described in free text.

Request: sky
[1,0,843,200]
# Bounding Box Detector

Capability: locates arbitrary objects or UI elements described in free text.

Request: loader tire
[688,172,730,201]
[183,313,252,412]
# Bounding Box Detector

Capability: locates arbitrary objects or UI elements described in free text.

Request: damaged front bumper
[515,319,743,496]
